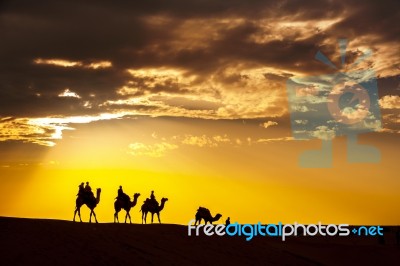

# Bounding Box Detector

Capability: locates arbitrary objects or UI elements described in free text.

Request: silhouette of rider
[147,190,158,207]
[117,185,129,201]
[77,182,84,196]
[225,217,231,226]
[118,186,123,198]
[85,182,92,192]
[84,182,93,199]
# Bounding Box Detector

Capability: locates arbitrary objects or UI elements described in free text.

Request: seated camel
[195,207,222,225]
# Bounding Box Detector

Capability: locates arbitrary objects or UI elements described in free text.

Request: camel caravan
[73,183,227,225]
[73,183,168,224]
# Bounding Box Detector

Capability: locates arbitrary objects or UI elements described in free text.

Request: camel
[73,188,101,223]
[195,207,222,225]
[141,197,168,224]
[114,193,141,223]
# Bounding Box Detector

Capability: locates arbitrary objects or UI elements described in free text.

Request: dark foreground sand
[0,217,399,266]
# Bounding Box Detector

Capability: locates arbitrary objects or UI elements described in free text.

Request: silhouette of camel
[114,193,141,223]
[141,197,168,224]
[73,188,101,223]
[195,207,222,225]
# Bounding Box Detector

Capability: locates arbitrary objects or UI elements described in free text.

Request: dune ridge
[1,217,399,265]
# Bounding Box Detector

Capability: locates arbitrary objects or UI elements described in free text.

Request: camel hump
[197,207,211,216]
[116,193,130,202]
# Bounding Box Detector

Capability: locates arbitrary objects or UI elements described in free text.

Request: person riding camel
[77,182,84,196]
[85,182,91,192]
[118,186,123,198]
[117,185,129,201]
[84,182,93,199]
[147,190,158,208]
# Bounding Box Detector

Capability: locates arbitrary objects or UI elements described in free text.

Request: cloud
[310,126,336,140]
[34,59,82,68]
[0,117,60,146]
[34,58,112,69]
[256,137,294,143]
[0,113,127,146]
[260,121,278,129]
[58,89,81,99]
[128,142,178,157]
[379,112,400,134]
[340,106,370,122]
[127,133,236,157]
[379,95,400,109]
[0,0,399,145]
[212,135,231,143]
[180,134,232,147]
[294,120,308,125]
[181,135,217,147]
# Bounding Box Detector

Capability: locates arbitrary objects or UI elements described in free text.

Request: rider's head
[86,182,89,185]
[119,185,122,189]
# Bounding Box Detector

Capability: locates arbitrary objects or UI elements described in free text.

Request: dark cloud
[0,0,398,120]
[329,0,400,43]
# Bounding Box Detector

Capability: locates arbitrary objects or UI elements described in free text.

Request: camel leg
[74,207,82,222]
[114,211,119,223]
[127,211,132,224]
[74,206,82,222]
[93,211,98,223]
[157,213,161,224]
[151,213,154,223]
[73,207,77,222]
[90,209,98,223]
[124,211,128,224]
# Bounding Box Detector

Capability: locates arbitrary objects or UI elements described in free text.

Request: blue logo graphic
[287,39,381,167]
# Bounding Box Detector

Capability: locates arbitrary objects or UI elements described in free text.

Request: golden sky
[0,0,399,225]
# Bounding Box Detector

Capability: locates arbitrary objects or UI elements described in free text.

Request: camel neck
[96,190,101,204]
[132,196,139,206]
[159,201,166,211]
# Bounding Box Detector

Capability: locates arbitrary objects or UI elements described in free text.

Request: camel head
[214,213,222,221]
[96,188,102,193]
[133,193,141,198]
[161,198,168,203]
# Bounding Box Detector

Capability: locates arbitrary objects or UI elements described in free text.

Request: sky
[0,0,399,225]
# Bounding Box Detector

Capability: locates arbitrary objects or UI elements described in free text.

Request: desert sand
[1,217,399,265]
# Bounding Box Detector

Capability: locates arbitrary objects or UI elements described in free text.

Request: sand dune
[0,217,399,265]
